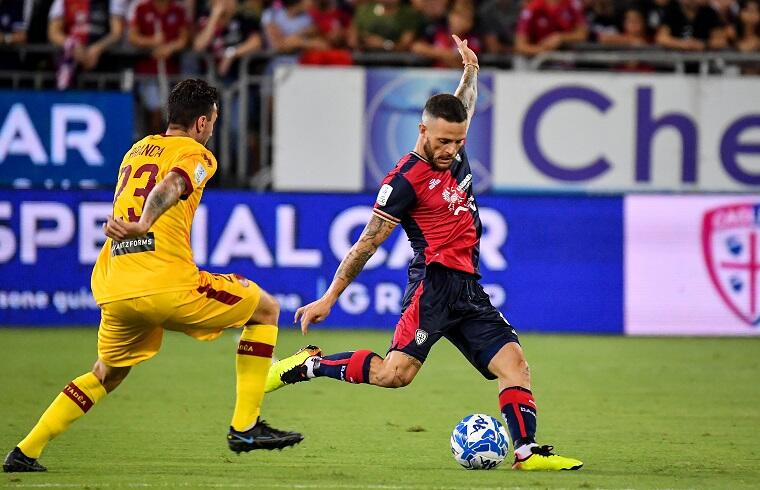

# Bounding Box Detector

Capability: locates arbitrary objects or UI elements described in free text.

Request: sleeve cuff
[372,208,401,224]
[170,167,194,200]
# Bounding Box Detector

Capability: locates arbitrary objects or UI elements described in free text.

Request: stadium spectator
[194,0,263,76]
[599,6,651,44]
[0,0,30,44]
[185,0,211,21]
[310,0,351,47]
[586,0,620,41]
[194,0,264,182]
[713,0,740,42]
[601,7,656,71]
[514,0,588,55]
[128,0,189,135]
[735,0,760,72]
[0,0,30,77]
[261,0,325,53]
[349,0,421,52]
[25,0,53,44]
[414,0,449,47]
[47,0,127,87]
[477,0,523,53]
[300,0,354,64]
[412,6,481,67]
[736,0,760,49]
[641,0,675,37]
[656,0,727,49]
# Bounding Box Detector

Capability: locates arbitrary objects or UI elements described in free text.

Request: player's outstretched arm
[294,215,396,334]
[452,34,479,129]
[103,171,187,241]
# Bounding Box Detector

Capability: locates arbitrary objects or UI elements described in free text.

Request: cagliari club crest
[702,203,760,327]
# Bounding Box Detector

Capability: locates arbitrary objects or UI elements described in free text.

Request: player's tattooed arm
[139,172,186,229]
[452,34,478,129]
[103,172,186,241]
[327,215,397,302]
[295,215,396,333]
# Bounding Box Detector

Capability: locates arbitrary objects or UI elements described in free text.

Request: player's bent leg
[4,359,124,473]
[269,348,421,390]
[368,351,421,388]
[487,343,582,471]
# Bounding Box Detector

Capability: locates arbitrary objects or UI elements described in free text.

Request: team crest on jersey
[442,186,476,216]
[414,329,428,345]
[194,162,207,185]
[429,178,441,190]
[702,203,760,327]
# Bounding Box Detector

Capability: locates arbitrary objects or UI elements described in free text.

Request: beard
[423,140,453,170]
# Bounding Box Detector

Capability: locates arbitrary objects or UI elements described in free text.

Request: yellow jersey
[91,134,217,304]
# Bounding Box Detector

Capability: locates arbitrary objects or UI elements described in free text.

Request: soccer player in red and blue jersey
[267,35,583,471]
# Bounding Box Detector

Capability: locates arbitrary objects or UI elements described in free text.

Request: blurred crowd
[2,0,759,67]
[1,0,758,178]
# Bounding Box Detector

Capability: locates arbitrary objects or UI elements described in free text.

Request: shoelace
[256,420,289,437]
[532,445,556,457]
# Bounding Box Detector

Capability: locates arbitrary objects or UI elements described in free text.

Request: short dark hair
[167,79,219,129]
[423,94,467,123]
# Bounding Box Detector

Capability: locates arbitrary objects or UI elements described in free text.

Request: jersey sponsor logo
[376,184,393,206]
[414,328,428,345]
[111,232,156,256]
[193,162,207,185]
[428,178,441,190]
[702,203,760,327]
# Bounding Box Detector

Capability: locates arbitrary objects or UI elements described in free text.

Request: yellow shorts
[97,271,261,367]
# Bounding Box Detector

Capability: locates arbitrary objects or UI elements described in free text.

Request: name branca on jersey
[376,184,393,206]
[111,233,156,256]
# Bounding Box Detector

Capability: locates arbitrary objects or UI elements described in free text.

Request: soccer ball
[450,414,510,470]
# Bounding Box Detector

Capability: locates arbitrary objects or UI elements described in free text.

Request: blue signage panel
[364,69,494,193]
[0,90,133,188]
[0,191,623,333]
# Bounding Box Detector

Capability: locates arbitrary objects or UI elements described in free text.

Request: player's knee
[394,371,415,388]
[373,366,415,388]
[92,360,131,393]
[249,291,280,326]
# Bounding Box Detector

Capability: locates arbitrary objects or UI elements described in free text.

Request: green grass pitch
[1,327,759,489]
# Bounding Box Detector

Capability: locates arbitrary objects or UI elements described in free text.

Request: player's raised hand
[294,297,332,335]
[452,34,478,67]
[103,215,149,241]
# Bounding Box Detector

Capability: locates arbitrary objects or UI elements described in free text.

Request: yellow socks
[17,372,107,459]
[231,325,277,431]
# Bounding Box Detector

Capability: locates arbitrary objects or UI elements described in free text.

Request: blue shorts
[388,264,519,380]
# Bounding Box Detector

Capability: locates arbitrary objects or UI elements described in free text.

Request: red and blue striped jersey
[372,149,482,282]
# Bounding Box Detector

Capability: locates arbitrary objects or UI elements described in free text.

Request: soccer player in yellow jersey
[3,79,308,473]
